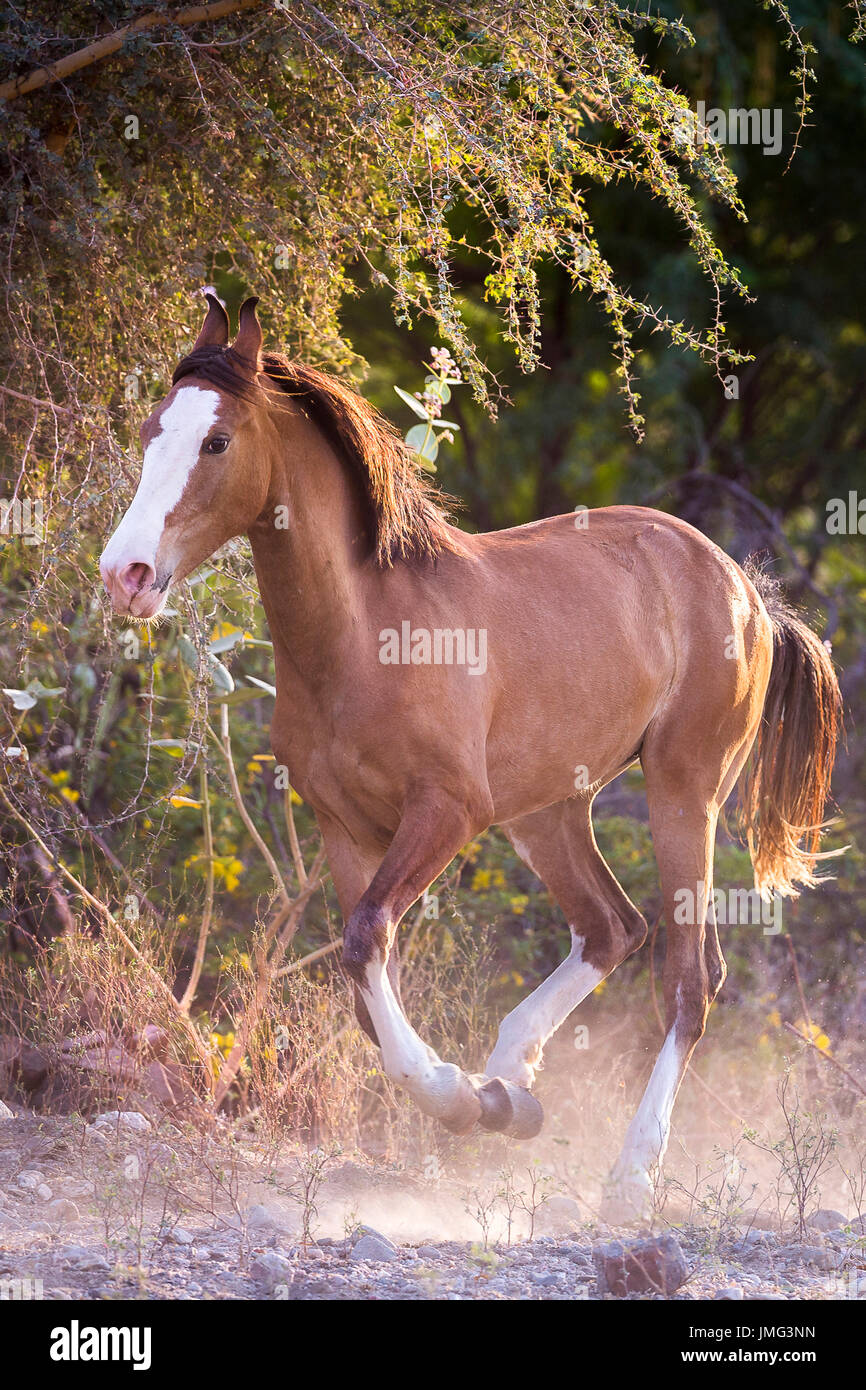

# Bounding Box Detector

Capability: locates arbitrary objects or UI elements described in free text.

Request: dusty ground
[1,1105,864,1301]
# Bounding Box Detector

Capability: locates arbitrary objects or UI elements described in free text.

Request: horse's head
[100,295,276,619]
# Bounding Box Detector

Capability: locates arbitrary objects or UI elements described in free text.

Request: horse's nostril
[119,561,156,596]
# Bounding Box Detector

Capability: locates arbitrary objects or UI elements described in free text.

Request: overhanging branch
[0,0,262,102]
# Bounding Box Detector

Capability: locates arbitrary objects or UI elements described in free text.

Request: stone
[92,1110,151,1133]
[714,1286,744,1300]
[415,1244,442,1261]
[170,1227,194,1245]
[807,1209,847,1232]
[17,1170,45,1190]
[137,1024,168,1055]
[734,1228,775,1250]
[351,1233,398,1263]
[250,1250,294,1292]
[36,1183,53,1201]
[47,1198,80,1224]
[59,1245,110,1271]
[54,1177,94,1199]
[593,1234,689,1296]
[355,1225,397,1250]
[0,1100,14,1120]
[17,1046,49,1091]
[143,1060,191,1107]
[247,1203,293,1232]
[777,1244,838,1270]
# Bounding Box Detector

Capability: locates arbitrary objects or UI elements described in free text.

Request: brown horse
[100,296,840,1220]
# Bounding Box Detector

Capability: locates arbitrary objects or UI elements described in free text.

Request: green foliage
[0,3,864,1097]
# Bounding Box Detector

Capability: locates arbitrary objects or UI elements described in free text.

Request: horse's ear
[233,296,263,369]
[192,292,230,350]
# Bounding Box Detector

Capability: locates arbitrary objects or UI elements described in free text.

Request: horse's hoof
[474,1077,544,1140]
[426,1064,482,1135]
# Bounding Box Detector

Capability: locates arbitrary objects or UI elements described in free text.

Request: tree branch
[0,0,262,102]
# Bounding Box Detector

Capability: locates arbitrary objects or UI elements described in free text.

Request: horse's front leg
[342,788,541,1138]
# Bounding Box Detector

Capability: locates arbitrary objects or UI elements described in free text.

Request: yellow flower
[209,1030,237,1060]
[169,793,201,809]
[30,619,49,634]
[214,857,245,893]
[796,1019,831,1052]
[766,1009,782,1029]
[472,869,491,891]
[210,621,241,641]
[593,978,608,996]
[60,786,79,803]
[509,894,529,916]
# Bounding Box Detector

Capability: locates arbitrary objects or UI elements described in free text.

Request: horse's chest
[269,704,399,838]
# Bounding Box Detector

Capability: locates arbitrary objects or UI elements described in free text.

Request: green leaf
[177,635,199,672]
[209,658,235,694]
[208,630,246,654]
[394,386,429,419]
[177,633,234,693]
[27,680,64,698]
[424,378,451,403]
[246,675,277,697]
[213,686,271,706]
[405,423,432,452]
[3,689,36,711]
[406,424,438,467]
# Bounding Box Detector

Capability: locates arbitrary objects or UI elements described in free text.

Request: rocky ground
[1,1102,864,1302]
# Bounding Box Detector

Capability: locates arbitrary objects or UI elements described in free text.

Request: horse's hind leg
[601,733,754,1223]
[486,797,647,1093]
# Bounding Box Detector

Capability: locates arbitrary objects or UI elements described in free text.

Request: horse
[99,295,840,1221]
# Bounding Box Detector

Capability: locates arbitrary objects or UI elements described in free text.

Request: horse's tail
[738,569,842,899]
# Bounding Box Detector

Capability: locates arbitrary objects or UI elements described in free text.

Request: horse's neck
[248,424,368,691]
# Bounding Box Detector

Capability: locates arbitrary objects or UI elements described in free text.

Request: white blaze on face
[100,385,221,604]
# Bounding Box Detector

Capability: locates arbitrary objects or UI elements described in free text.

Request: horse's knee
[593,901,647,972]
[621,903,648,958]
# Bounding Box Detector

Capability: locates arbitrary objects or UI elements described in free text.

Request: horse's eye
[204,435,229,455]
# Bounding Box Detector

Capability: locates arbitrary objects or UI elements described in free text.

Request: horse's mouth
[125,571,173,621]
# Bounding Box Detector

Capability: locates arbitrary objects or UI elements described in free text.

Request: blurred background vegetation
[0,2,863,1157]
